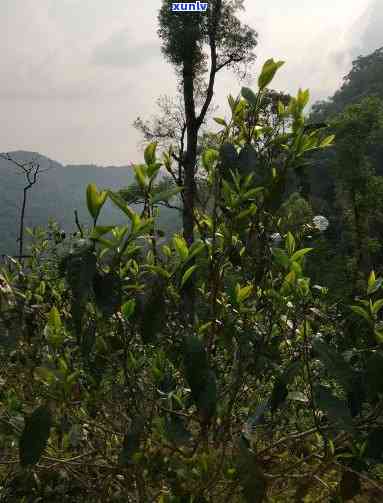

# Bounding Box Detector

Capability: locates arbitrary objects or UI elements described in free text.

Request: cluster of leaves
[1,58,383,503]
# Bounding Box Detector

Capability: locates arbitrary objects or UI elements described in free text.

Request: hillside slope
[0,151,181,255]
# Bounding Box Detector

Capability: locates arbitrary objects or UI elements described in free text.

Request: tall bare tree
[0,153,42,258]
[0,153,56,258]
[132,89,217,215]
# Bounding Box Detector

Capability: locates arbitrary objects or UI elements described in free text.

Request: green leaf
[291,248,313,261]
[319,134,335,148]
[202,148,219,170]
[374,327,383,344]
[188,240,205,260]
[228,94,240,113]
[86,184,107,221]
[151,186,183,204]
[119,182,143,204]
[33,367,58,385]
[369,277,383,295]
[198,321,213,335]
[242,187,263,200]
[350,305,372,324]
[235,283,253,304]
[235,204,257,221]
[291,261,302,276]
[368,270,376,294]
[258,59,285,90]
[86,183,99,219]
[90,226,116,239]
[161,244,172,258]
[272,248,290,269]
[147,161,161,179]
[44,306,64,348]
[314,385,354,432]
[241,87,258,107]
[96,237,115,249]
[228,94,235,111]
[162,152,172,173]
[277,100,285,116]
[134,165,149,190]
[144,142,157,165]
[297,88,310,108]
[181,265,198,289]
[312,339,355,392]
[287,391,309,403]
[19,405,52,466]
[284,270,296,286]
[213,117,227,126]
[48,306,61,331]
[108,191,138,224]
[121,299,136,319]
[144,265,171,280]
[372,299,383,315]
[173,235,189,261]
[112,225,129,243]
[285,232,296,256]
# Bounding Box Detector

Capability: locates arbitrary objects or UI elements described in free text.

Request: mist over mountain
[0,151,181,255]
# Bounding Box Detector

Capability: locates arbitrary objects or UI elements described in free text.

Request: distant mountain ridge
[0,151,181,255]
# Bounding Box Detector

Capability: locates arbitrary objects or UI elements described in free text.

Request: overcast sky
[0,0,381,166]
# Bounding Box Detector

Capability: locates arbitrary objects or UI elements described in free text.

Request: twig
[74,210,84,238]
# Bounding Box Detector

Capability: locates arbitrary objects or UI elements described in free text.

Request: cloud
[91,29,161,68]
[347,0,383,58]
[328,0,383,87]
[1,0,378,165]
[238,0,374,108]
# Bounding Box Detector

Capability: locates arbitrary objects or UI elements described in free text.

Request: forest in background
[0,153,181,256]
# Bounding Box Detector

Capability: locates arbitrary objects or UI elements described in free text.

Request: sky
[0,0,381,166]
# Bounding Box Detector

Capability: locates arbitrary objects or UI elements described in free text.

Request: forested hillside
[0,152,181,256]
[304,47,383,304]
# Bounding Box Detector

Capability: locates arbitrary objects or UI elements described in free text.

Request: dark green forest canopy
[298,48,383,301]
[309,46,383,122]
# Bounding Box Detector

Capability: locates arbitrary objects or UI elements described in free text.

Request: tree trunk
[181,60,198,327]
[351,188,370,295]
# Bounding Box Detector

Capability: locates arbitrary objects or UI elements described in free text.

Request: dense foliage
[303,47,383,312]
[1,57,383,502]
